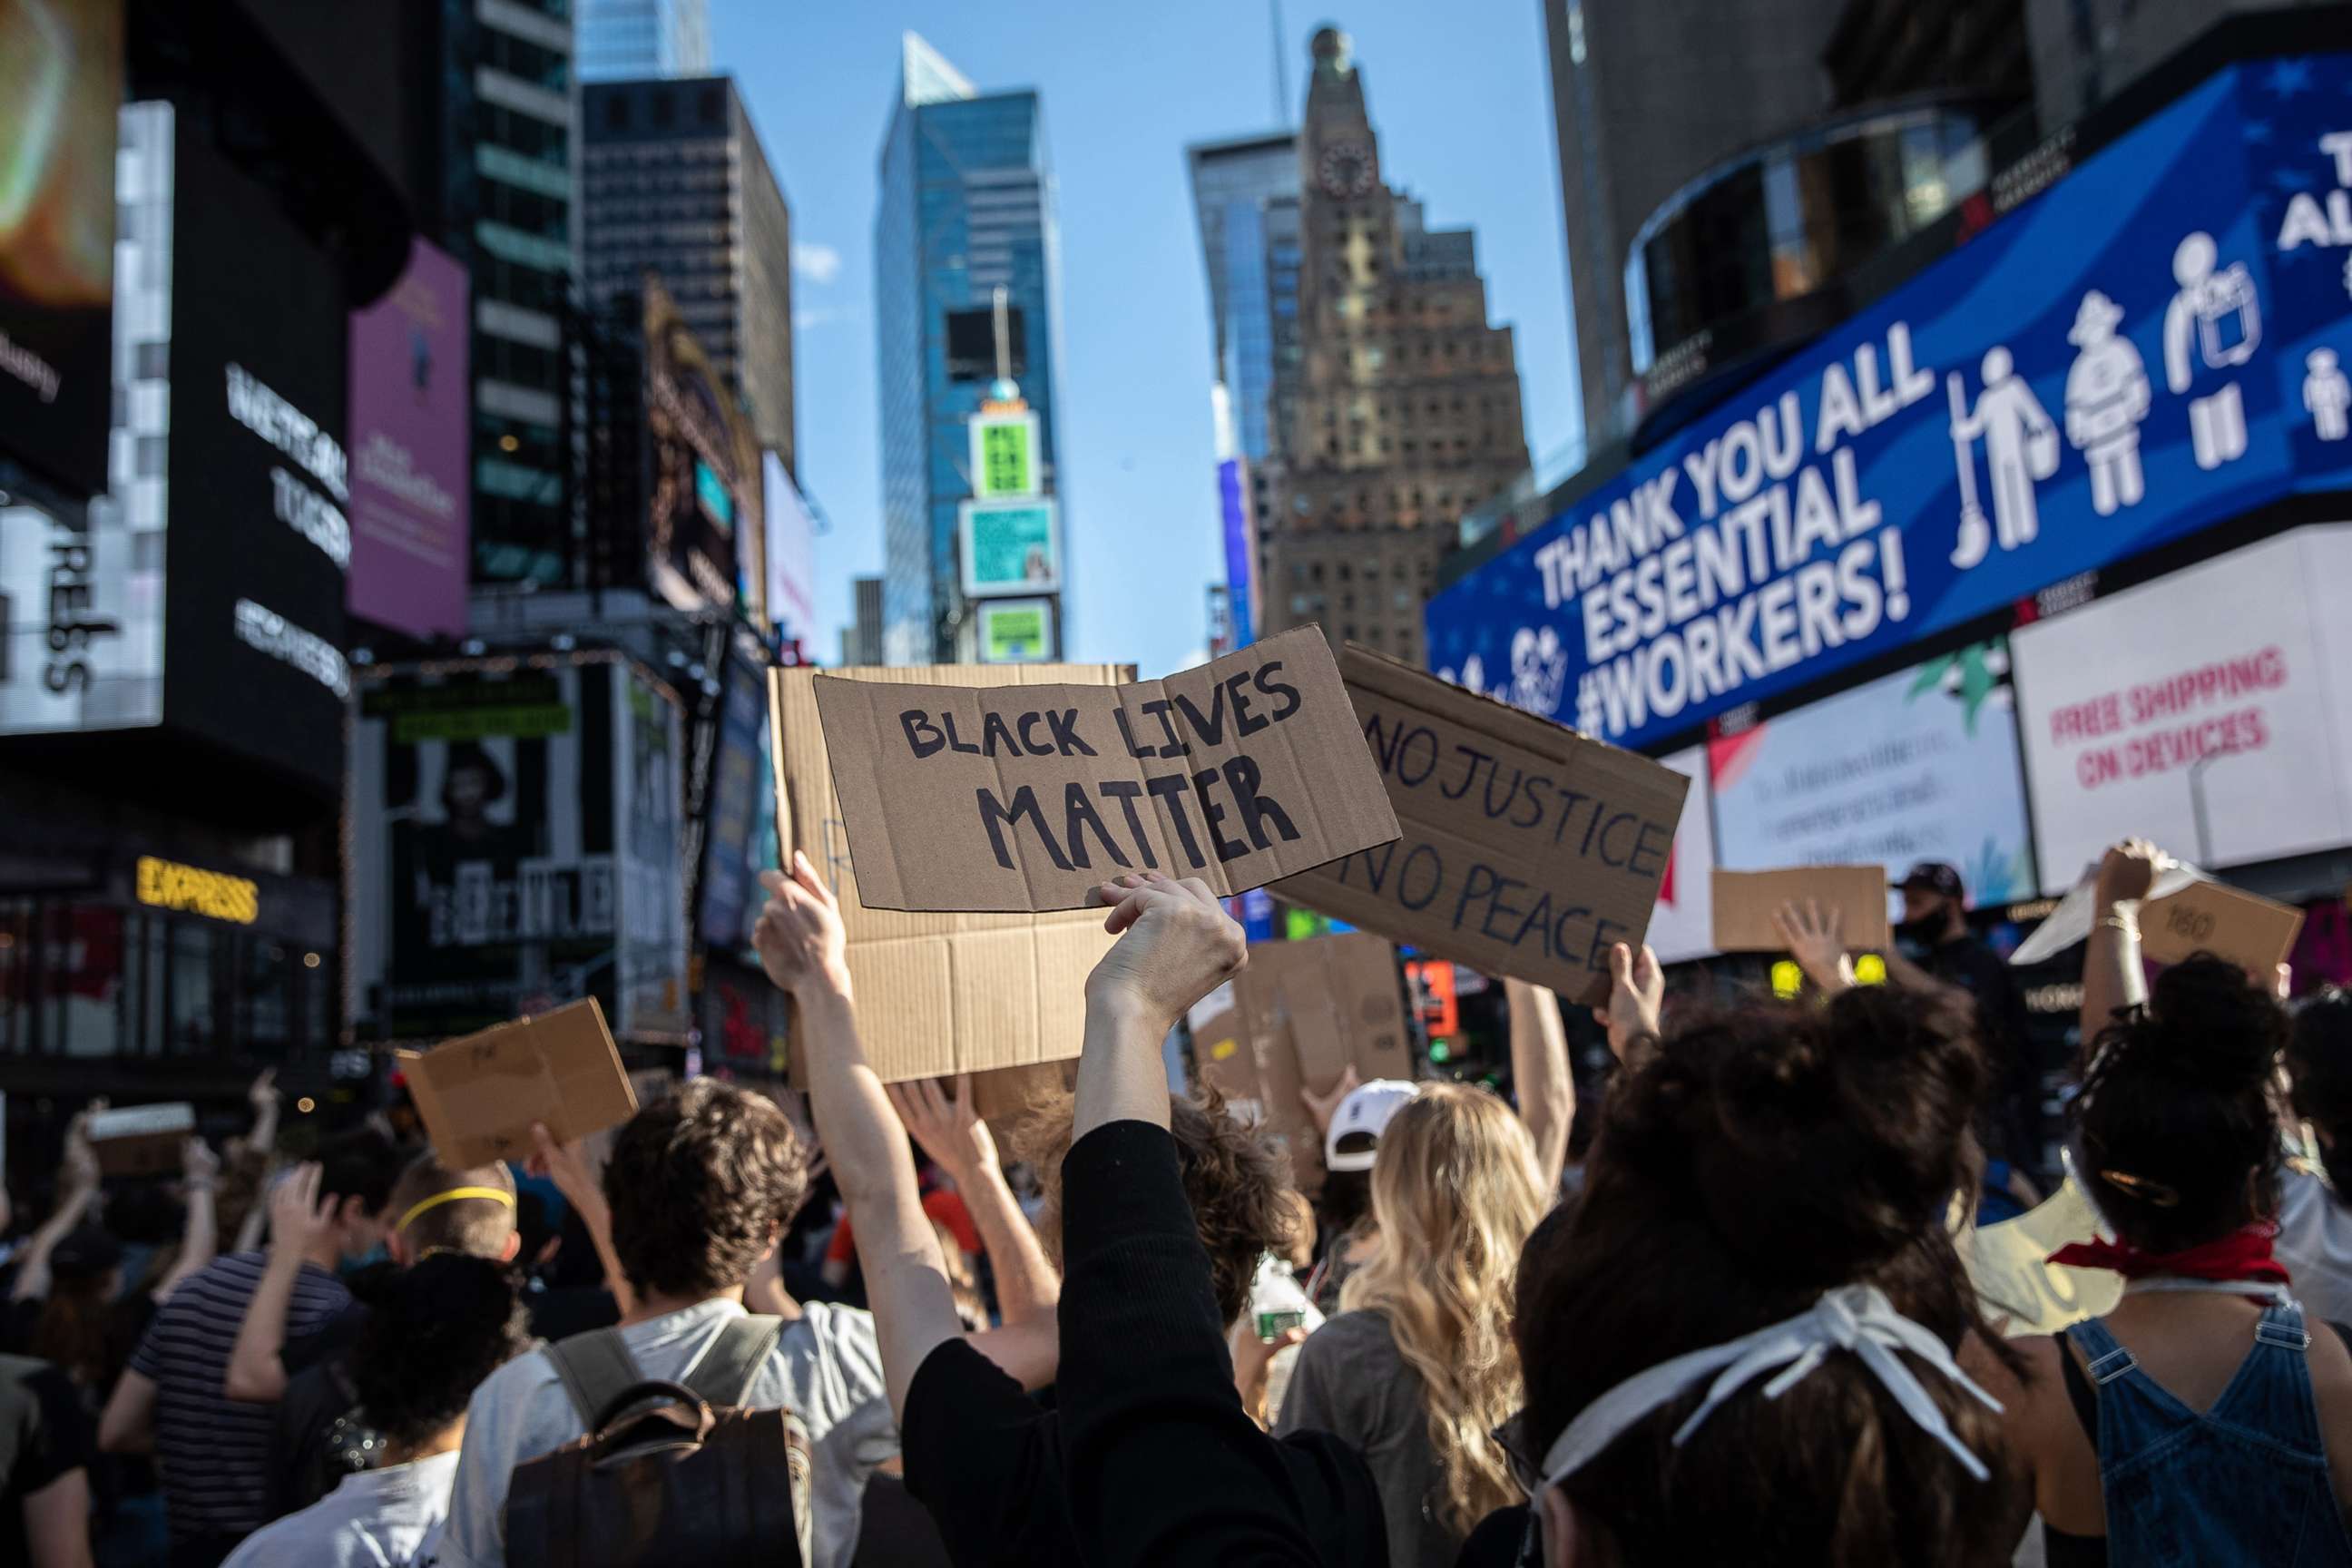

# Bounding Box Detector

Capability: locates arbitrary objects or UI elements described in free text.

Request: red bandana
[2047,1221,2291,1287]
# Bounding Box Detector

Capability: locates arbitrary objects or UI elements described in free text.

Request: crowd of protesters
[0,840,2346,1566]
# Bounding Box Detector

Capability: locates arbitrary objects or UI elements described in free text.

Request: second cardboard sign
[812,627,1399,913]
[1279,648,1688,1004]
[1710,866,1894,952]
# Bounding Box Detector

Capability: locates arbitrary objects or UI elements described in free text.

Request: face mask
[1896,912,1944,944]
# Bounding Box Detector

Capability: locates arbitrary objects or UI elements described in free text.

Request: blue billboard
[1428,54,2352,750]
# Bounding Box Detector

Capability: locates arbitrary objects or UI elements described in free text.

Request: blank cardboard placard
[811,627,1399,912]
[2007,862,2205,968]
[1711,866,1893,952]
[1190,1004,1260,1102]
[87,1104,194,1178]
[1233,932,1410,1196]
[397,998,638,1168]
[2139,879,2305,975]
[1280,647,1686,1004]
[771,659,1131,1087]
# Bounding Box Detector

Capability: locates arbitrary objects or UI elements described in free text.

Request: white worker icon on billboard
[2306,348,2350,442]
[2063,290,2150,516]
[2161,231,2260,470]
[1947,345,2059,569]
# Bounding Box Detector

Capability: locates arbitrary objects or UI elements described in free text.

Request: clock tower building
[1263,26,1530,664]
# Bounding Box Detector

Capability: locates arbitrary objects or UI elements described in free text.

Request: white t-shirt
[434,1298,896,1568]
[220,1450,458,1568]
[2278,1166,2352,1328]
[1250,1253,1324,1426]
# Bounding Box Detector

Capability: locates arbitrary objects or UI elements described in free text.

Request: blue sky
[710,0,1580,677]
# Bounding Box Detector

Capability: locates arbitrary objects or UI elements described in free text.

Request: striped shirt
[128,1250,351,1542]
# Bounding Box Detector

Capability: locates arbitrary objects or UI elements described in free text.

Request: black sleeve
[900,1338,1058,1567]
[5,1364,92,1500]
[1054,1120,1382,1568]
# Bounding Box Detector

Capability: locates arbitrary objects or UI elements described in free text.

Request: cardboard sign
[1234,933,1411,1196]
[1190,1004,1260,1103]
[1279,648,1686,1005]
[87,1104,195,1178]
[1710,866,1893,952]
[2138,878,2305,976]
[771,659,1132,1087]
[811,627,1399,912]
[397,998,637,1168]
[1960,1179,2122,1336]
[2007,861,2205,967]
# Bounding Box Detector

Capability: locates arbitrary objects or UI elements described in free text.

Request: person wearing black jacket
[751,857,1386,1568]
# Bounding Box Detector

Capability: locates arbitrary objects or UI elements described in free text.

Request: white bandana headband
[1537,1284,2004,1487]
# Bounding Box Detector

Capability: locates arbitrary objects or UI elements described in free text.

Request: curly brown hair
[603,1080,809,1302]
[1015,1086,1295,1325]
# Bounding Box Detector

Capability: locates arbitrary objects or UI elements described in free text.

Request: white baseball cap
[1324,1080,1419,1172]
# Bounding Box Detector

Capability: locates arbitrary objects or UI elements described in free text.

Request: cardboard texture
[2008,863,2205,967]
[1279,648,1688,1005]
[397,998,637,1168]
[1230,933,1411,1195]
[87,1104,194,1178]
[1190,1005,1259,1102]
[1960,1179,2122,1336]
[810,627,1399,912]
[2138,879,2306,975]
[1710,866,1893,952]
[770,659,1132,1087]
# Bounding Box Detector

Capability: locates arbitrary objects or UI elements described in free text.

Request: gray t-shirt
[1277,1308,1460,1568]
[434,1298,896,1568]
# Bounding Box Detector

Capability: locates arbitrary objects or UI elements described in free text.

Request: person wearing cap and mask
[1890,861,2041,1213]
[1299,1078,1418,1314]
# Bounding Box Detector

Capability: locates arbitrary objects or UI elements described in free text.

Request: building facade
[840,576,886,666]
[1262,28,1528,665]
[583,76,796,468]
[577,0,710,83]
[875,34,1067,665]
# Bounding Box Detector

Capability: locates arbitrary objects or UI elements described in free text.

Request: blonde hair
[1340,1083,1548,1536]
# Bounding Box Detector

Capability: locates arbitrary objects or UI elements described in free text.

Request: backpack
[504,1315,815,1568]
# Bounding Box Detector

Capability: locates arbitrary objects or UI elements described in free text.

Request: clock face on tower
[1318,141,1377,199]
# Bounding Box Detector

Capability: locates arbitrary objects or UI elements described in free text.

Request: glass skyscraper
[875,33,1066,665]
[577,0,710,82]
[1187,132,1298,651]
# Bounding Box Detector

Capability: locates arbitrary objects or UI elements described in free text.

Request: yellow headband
[396,1186,516,1235]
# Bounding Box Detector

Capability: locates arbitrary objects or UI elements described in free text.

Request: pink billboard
[348,238,468,638]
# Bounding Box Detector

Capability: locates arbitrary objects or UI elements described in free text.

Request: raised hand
[1083,872,1247,1034]
[1298,1063,1361,1137]
[1591,942,1663,1063]
[754,851,851,998]
[887,1075,999,1183]
[268,1163,340,1259]
[2093,837,2165,909]
[1773,897,1857,995]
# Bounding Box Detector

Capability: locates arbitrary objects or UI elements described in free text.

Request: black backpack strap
[681,1315,783,1408]
[546,1328,644,1431]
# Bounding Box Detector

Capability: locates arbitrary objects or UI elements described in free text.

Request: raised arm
[888,1076,1060,1327]
[755,853,962,1422]
[14,1109,103,1306]
[1059,873,1332,1568]
[2081,838,2159,1063]
[525,1125,637,1323]
[1503,978,1573,1192]
[225,1163,330,1403]
[151,1139,220,1305]
[1775,898,1857,997]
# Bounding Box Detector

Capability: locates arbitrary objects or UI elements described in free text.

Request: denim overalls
[2067,1285,2352,1567]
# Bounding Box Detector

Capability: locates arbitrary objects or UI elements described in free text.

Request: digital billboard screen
[1709,638,2036,906]
[1429,53,2352,750]
[643,279,762,624]
[162,114,351,793]
[348,238,468,639]
[0,0,121,498]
